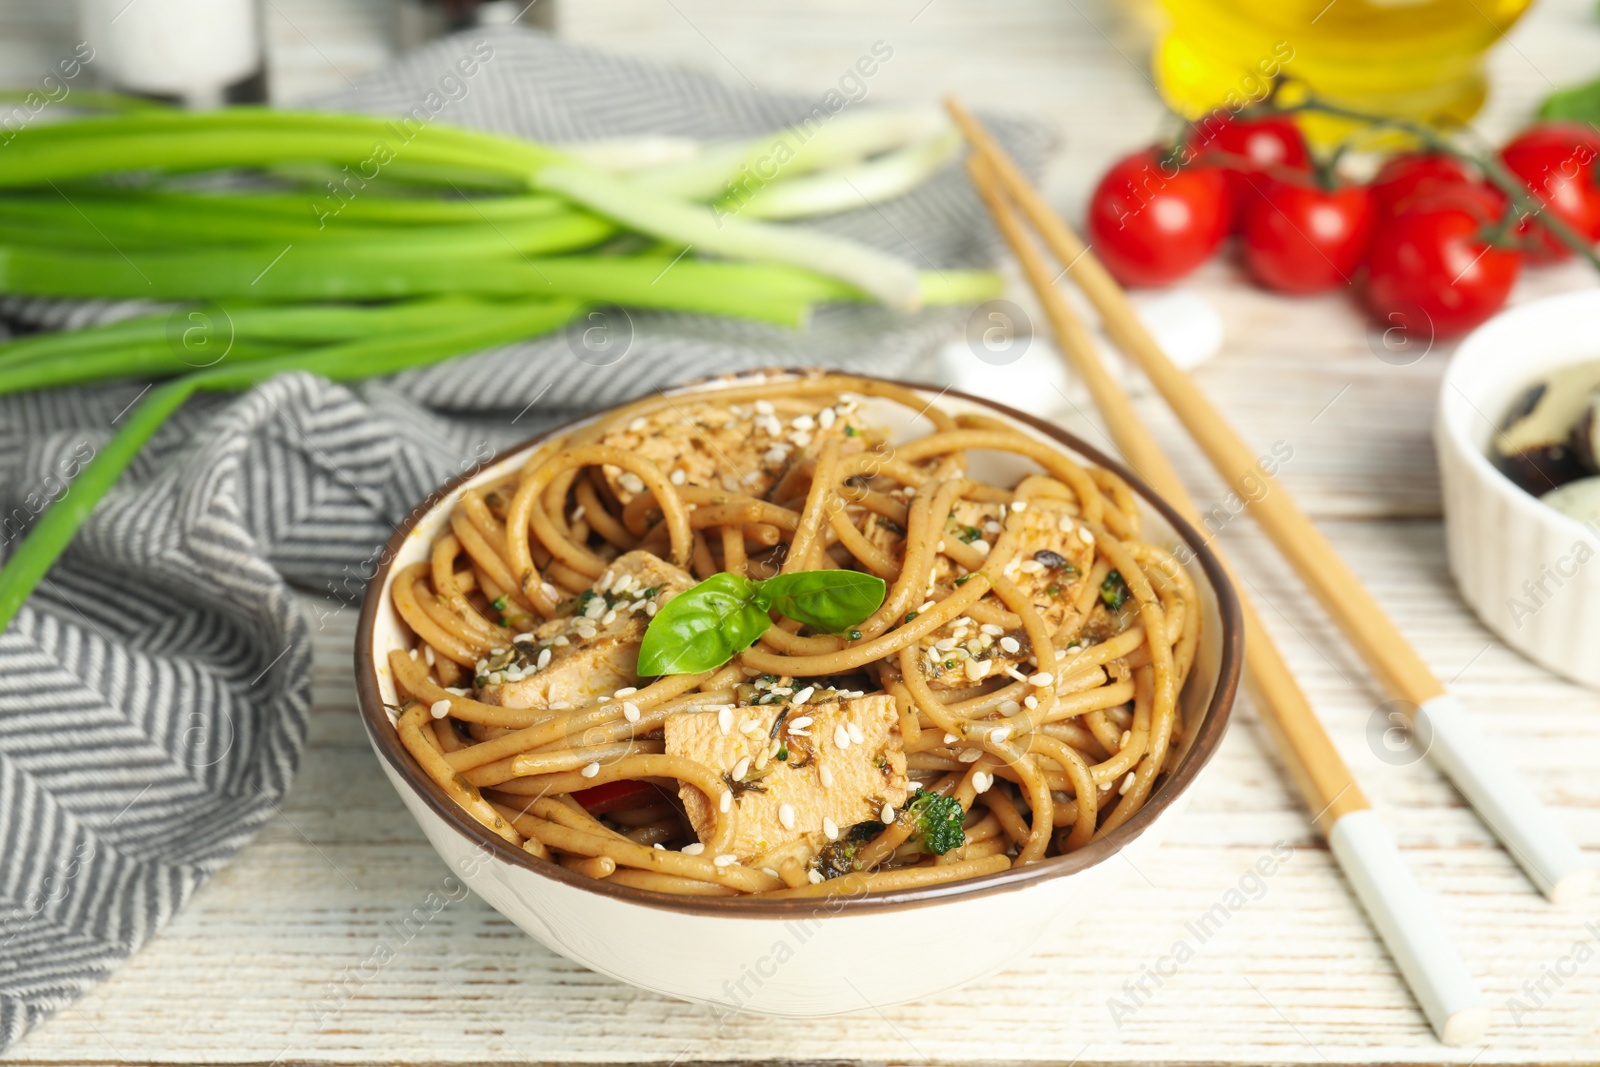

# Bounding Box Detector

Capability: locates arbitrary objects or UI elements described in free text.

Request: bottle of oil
[1152,0,1535,137]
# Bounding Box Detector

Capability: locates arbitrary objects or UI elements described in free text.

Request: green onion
[0,298,580,631]
[734,129,962,219]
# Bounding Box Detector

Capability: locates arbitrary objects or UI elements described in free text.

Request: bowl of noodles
[355,369,1241,1015]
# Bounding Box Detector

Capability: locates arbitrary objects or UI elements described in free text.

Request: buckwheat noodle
[386,372,1200,897]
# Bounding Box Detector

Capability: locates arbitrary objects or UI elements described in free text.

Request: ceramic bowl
[1437,290,1600,688]
[355,369,1243,1016]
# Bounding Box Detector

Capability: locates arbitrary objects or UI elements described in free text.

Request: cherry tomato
[1190,111,1313,217]
[571,779,664,815]
[1085,147,1233,287]
[1363,196,1521,339]
[1498,122,1600,261]
[1240,176,1374,294]
[1370,153,1491,218]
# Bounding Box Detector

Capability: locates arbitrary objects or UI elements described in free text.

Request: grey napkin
[0,26,1050,1051]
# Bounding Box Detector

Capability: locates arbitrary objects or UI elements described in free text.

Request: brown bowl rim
[354,370,1243,917]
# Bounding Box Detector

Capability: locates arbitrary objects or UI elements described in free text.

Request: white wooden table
[4,1,1600,1063]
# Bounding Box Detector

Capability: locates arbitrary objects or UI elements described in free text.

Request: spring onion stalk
[628,108,949,201]
[3,110,932,302]
[0,109,562,190]
[0,298,581,632]
[81,189,574,225]
[733,129,964,219]
[0,247,845,324]
[556,135,706,173]
[0,296,499,370]
[534,166,923,309]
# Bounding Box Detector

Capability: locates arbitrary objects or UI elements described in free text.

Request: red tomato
[1363,198,1521,339]
[1241,176,1374,294]
[1498,122,1600,261]
[1085,147,1233,287]
[571,779,664,815]
[1370,153,1489,218]
[1190,111,1313,217]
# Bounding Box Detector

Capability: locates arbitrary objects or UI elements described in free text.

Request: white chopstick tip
[1439,1004,1491,1047]
[1548,865,1596,906]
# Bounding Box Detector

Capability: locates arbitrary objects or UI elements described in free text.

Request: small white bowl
[1437,290,1600,688]
[355,370,1242,1015]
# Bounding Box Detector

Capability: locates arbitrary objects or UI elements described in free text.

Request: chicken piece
[474,551,694,710]
[862,497,1097,689]
[662,693,910,861]
[591,396,878,505]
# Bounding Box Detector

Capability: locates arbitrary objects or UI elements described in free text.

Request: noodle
[384,373,1200,897]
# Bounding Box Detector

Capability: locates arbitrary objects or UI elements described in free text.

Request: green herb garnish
[1099,570,1129,611]
[637,569,886,675]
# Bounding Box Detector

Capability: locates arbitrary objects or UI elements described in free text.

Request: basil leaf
[636,572,771,676]
[760,570,886,633]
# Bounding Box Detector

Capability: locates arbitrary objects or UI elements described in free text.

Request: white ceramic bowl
[355,370,1242,1016]
[1437,290,1600,688]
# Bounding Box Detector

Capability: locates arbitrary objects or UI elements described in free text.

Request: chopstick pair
[947,98,1592,1046]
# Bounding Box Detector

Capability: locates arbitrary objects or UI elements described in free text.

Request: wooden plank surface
[4,0,1600,1063]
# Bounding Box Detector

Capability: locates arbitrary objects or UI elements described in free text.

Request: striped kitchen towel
[0,25,1050,1051]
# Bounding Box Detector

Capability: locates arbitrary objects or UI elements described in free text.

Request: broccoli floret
[906,788,966,855]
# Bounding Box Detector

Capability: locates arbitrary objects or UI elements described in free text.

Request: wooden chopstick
[954,107,1489,1046]
[946,98,1593,907]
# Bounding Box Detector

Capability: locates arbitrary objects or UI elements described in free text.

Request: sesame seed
[601,609,617,626]
[719,790,732,813]
[429,699,451,719]
[881,803,895,823]
[919,600,936,612]
[423,646,436,666]
[612,574,635,595]
[790,431,812,448]
[980,623,1005,636]
[1120,730,1132,747]
[823,817,839,841]
[733,756,751,779]
[536,648,552,670]
[618,472,646,494]
[540,582,560,601]
[682,842,706,855]
[1119,772,1136,795]
[669,469,687,486]
[581,762,600,778]
[789,715,814,730]
[1019,559,1045,574]
[654,843,665,850]
[792,686,815,705]
[552,635,570,647]
[754,399,775,415]
[1005,666,1030,683]
[763,867,781,878]
[1078,527,1095,544]
[718,707,733,735]
[998,700,1022,716]
[989,725,1012,743]
[999,636,1021,654]
[819,765,835,787]
[1011,499,1028,512]
[628,416,649,432]
[740,719,763,735]
[808,869,825,885]
[973,771,995,793]
[551,700,572,710]
[958,748,983,763]
[1028,671,1055,687]
[614,687,637,697]
[645,602,658,616]
[971,539,991,557]
[714,853,737,867]
[944,732,959,744]
[834,725,851,750]
[764,447,787,465]
[779,803,796,829]
[847,722,864,744]
[791,414,815,431]
[818,407,836,429]
[964,657,990,682]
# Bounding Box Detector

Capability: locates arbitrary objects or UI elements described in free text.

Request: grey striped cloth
[0,26,1049,1051]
